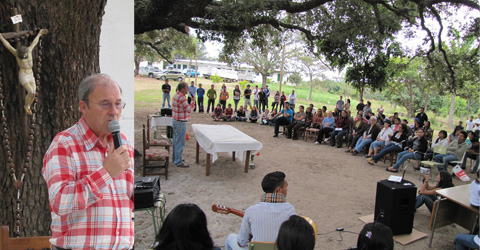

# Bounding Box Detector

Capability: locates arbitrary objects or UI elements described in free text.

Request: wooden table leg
[244,151,251,173]
[232,151,236,161]
[206,153,211,176]
[196,141,199,163]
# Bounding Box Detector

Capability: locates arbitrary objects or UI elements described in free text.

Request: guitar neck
[229,208,245,218]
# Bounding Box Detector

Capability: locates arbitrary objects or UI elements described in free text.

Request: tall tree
[0,1,107,237]
[293,51,329,101]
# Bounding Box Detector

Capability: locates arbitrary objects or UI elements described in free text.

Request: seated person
[236,105,248,122]
[356,222,393,250]
[367,123,408,165]
[272,102,293,137]
[416,171,454,213]
[365,119,393,158]
[387,128,428,172]
[223,103,235,121]
[276,215,315,250]
[225,171,296,250]
[314,111,335,144]
[454,233,479,250]
[392,117,401,132]
[402,119,412,137]
[352,116,381,155]
[155,203,221,250]
[462,137,479,173]
[286,105,306,140]
[311,108,324,129]
[346,113,368,152]
[330,110,351,148]
[248,106,260,123]
[261,109,271,125]
[267,109,277,125]
[424,120,434,142]
[434,131,469,171]
[470,170,479,209]
[424,130,449,160]
[305,107,313,128]
[212,104,223,121]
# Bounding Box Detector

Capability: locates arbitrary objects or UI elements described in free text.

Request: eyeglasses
[88,100,126,110]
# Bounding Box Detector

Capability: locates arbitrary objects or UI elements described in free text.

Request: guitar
[211,204,245,217]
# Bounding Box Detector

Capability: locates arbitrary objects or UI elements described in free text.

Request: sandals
[386,167,398,173]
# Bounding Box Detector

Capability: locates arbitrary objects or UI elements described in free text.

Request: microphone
[108,120,123,149]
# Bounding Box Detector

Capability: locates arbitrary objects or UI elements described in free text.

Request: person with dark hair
[423,120,434,142]
[356,222,393,250]
[155,203,221,250]
[424,130,449,160]
[356,99,365,113]
[225,171,296,250]
[367,123,407,165]
[276,215,315,250]
[416,171,454,212]
[387,128,428,172]
[415,107,428,127]
[272,102,294,138]
[363,101,372,118]
[330,110,351,148]
[434,131,469,171]
[462,137,479,173]
[286,105,306,139]
[346,113,368,152]
[344,98,351,110]
[352,116,381,155]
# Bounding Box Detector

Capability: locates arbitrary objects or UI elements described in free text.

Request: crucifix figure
[0,29,47,115]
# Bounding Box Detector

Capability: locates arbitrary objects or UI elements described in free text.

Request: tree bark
[0,1,107,237]
[448,92,456,130]
[308,73,313,101]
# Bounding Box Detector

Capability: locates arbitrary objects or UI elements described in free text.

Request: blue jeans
[415,194,435,212]
[162,93,171,108]
[172,119,187,166]
[371,143,402,162]
[354,137,372,152]
[330,129,348,147]
[370,140,385,150]
[454,234,479,250]
[434,153,458,170]
[393,151,423,170]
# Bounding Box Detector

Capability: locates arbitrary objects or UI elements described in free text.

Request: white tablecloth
[192,124,263,162]
[150,115,173,128]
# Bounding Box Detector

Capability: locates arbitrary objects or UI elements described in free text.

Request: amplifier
[160,108,172,116]
[134,176,160,209]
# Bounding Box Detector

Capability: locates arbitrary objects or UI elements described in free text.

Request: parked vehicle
[156,70,184,81]
[139,66,161,78]
[203,66,238,82]
[182,68,200,77]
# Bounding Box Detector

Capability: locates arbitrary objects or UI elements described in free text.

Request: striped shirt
[237,202,296,246]
[42,117,134,250]
[172,91,194,121]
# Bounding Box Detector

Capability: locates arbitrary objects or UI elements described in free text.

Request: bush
[211,74,223,83]
[326,81,341,95]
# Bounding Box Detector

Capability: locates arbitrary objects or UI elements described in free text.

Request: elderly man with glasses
[43,74,134,250]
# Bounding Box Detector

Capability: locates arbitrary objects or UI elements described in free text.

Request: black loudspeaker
[160,108,172,116]
[374,179,417,235]
[134,176,160,209]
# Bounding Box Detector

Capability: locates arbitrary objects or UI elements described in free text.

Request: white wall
[99,0,134,141]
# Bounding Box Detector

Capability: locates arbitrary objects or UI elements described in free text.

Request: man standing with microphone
[172,82,195,168]
[42,74,134,250]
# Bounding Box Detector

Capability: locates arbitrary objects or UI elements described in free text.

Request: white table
[192,124,263,176]
[150,115,173,127]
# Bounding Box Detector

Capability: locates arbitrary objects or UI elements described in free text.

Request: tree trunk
[448,92,456,130]
[134,58,140,76]
[359,87,364,101]
[261,74,267,88]
[0,1,107,237]
[308,73,313,101]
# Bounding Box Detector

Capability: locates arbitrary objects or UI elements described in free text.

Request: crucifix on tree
[0,28,47,115]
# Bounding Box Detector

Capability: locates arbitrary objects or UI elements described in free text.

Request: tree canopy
[135,0,480,92]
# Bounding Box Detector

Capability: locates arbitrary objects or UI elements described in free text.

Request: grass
[134,76,462,133]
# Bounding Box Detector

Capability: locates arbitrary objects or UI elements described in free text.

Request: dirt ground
[133,106,474,250]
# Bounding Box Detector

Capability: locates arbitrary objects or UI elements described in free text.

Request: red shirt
[42,117,134,249]
[172,91,194,121]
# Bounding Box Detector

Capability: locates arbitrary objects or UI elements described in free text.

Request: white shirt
[289,94,296,104]
[431,137,449,149]
[379,127,394,143]
[470,180,480,207]
[466,119,475,131]
[474,118,480,131]
[252,88,259,100]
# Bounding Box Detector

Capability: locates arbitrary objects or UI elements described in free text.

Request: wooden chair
[1,225,50,250]
[146,116,171,151]
[304,128,319,141]
[143,124,169,179]
[248,241,276,250]
[383,151,398,167]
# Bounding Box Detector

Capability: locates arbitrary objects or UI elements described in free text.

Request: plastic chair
[248,241,276,250]
[420,145,448,173]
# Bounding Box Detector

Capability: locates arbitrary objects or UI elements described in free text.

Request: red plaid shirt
[172,91,194,121]
[42,117,134,250]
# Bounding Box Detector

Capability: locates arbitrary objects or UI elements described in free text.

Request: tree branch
[134,39,174,64]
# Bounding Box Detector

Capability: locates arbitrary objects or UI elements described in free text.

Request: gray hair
[370,116,377,122]
[177,81,188,91]
[78,73,122,105]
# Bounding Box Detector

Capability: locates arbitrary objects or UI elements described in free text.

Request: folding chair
[143,124,169,179]
[248,241,277,250]
[420,145,448,174]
